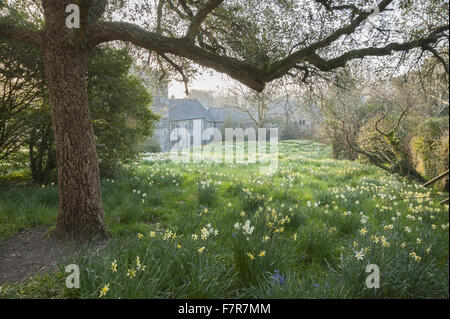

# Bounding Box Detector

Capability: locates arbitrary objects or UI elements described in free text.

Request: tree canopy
[1,0,448,92]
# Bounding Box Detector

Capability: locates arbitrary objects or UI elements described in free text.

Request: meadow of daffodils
[1,140,448,298]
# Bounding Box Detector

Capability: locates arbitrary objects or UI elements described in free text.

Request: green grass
[0,140,448,298]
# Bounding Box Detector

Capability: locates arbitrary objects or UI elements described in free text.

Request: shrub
[140,138,161,153]
[410,117,449,190]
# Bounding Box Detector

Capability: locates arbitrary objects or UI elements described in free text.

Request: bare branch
[156,0,165,35]
[314,0,363,15]
[422,44,449,75]
[178,0,194,18]
[302,27,448,73]
[374,112,388,138]
[159,53,190,96]
[186,0,224,41]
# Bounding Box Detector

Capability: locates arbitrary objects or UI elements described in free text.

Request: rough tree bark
[41,0,106,241]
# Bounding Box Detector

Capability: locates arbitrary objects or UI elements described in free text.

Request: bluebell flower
[271,270,286,285]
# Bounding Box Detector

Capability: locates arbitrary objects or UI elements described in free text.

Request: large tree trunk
[41,0,106,241]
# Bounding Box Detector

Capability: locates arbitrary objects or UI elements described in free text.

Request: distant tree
[318,69,432,182]
[227,81,282,128]
[0,40,45,163]
[356,85,425,182]
[28,104,56,183]
[317,72,368,160]
[408,53,449,117]
[188,89,216,105]
[87,48,158,178]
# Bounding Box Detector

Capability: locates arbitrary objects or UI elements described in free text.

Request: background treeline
[0,40,158,183]
[312,57,449,190]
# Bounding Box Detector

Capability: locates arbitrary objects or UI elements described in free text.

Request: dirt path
[0,227,80,286]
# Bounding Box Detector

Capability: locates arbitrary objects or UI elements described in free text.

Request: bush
[357,116,402,165]
[280,122,302,141]
[331,136,358,160]
[410,117,449,190]
[140,138,161,153]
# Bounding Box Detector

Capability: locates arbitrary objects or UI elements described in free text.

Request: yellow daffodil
[126,268,136,279]
[99,284,109,298]
[111,260,117,272]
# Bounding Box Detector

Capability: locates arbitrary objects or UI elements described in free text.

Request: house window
[299,120,306,126]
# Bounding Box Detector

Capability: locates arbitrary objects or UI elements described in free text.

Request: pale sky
[168,70,231,98]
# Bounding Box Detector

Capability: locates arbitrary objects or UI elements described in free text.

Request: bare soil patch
[0,227,82,286]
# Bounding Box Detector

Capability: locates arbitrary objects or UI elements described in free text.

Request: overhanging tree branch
[88,21,267,91]
[89,19,448,93]
[268,25,449,79]
[0,23,42,47]
[306,27,449,72]
[269,0,395,77]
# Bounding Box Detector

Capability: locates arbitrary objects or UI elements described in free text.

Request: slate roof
[166,99,215,122]
[162,99,252,124]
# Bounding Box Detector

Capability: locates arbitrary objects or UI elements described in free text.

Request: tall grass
[0,140,448,298]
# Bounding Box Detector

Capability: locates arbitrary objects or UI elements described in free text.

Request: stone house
[151,98,254,152]
[138,71,316,152]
